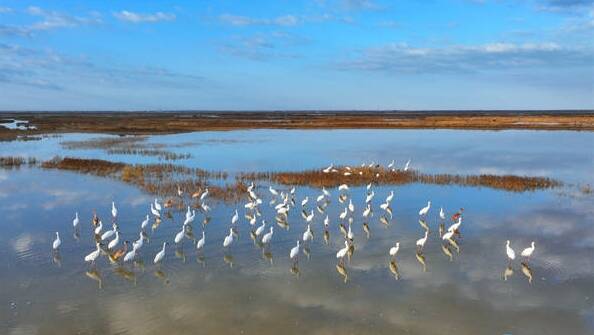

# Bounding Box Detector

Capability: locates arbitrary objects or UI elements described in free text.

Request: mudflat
[1,111,593,139]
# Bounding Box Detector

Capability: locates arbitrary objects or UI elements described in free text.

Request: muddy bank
[0,111,592,140]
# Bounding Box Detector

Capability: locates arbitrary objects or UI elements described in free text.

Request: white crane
[101,224,117,241]
[154,242,167,264]
[336,240,349,259]
[141,214,150,230]
[111,201,118,219]
[174,226,185,244]
[94,221,103,235]
[52,232,61,250]
[196,231,205,250]
[133,232,143,250]
[403,159,411,171]
[223,228,234,248]
[108,231,120,250]
[200,188,209,201]
[302,224,313,242]
[389,242,400,257]
[289,241,300,260]
[521,241,535,258]
[231,209,239,224]
[506,240,516,262]
[301,196,309,207]
[262,227,274,244]
[84,243,102,264]
[419,201,431,216]
[385,191,394,203]
[150,203,160,218]
[416,231,428,250]
[255,220,266,236]
[72,212,79,228]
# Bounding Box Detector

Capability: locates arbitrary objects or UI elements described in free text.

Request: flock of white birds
[51,160,536,281]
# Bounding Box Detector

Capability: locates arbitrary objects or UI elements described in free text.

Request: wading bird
[150,203,160,218]
[303,224,313,242]
[269,186,278,196]
[506,240,516,262]
[52,232,61,250]
[101,224,117,241]
[154,242,167,264]
[196,231,205,251]
[289,241,300,260]
[223,228,234,248]
[385,191,394,203]
[301,196,309,207]
[72,212,79,228]
[521,241,535,258]
[419,201,431,217]
[448,217,462,233]
[174,226,185,244]
[416,231,428,250]
[141,214,150,230]
[255,220,266,236]
[262,226,274,244]
[348,199,355,213]
[111,201,118,219]
[231,209,239,224]
[336,240,349,260]
[200,188,209,201]
[133,232,143,250]
[84,243,102,264]
[94,221,103,235]
[389,242,400,258]
[123,243,136,263]
[404,159,411,171]
[442,230,455,241]
[108,231,120,250]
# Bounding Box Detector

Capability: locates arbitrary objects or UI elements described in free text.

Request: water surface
[0,129,592,335]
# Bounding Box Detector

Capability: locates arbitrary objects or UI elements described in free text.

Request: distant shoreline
[1,111,593,138]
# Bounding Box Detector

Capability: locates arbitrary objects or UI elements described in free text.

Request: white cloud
[220,14,300,27]
[113,10,176,23]
[0,43,205,91]
[339,42,593,74]
[0,6,101,36]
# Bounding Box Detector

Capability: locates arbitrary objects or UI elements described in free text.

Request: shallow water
[0,129,593,335]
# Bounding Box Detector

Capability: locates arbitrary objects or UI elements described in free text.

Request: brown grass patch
[238,166,560,192]
[0,156,38,168]
[0,156,562,202]
[38,156,242,202]
[2,111,593,136]
[60,136,192,161]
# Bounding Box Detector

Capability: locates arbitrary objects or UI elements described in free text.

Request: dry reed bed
[0,157,562,202]
[39,157,243,202]
[238,166,561,192]
[4,111,594,133]
[61,136,192,161]
[0,156,38,168]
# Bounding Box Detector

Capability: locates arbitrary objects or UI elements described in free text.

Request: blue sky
[0,0,592,110]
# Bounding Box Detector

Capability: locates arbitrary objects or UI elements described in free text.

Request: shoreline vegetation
[0,111,593,141]
[60,136,192,161]
[0,156,562,202]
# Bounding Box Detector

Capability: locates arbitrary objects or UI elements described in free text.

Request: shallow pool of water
[0,129,592,335]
